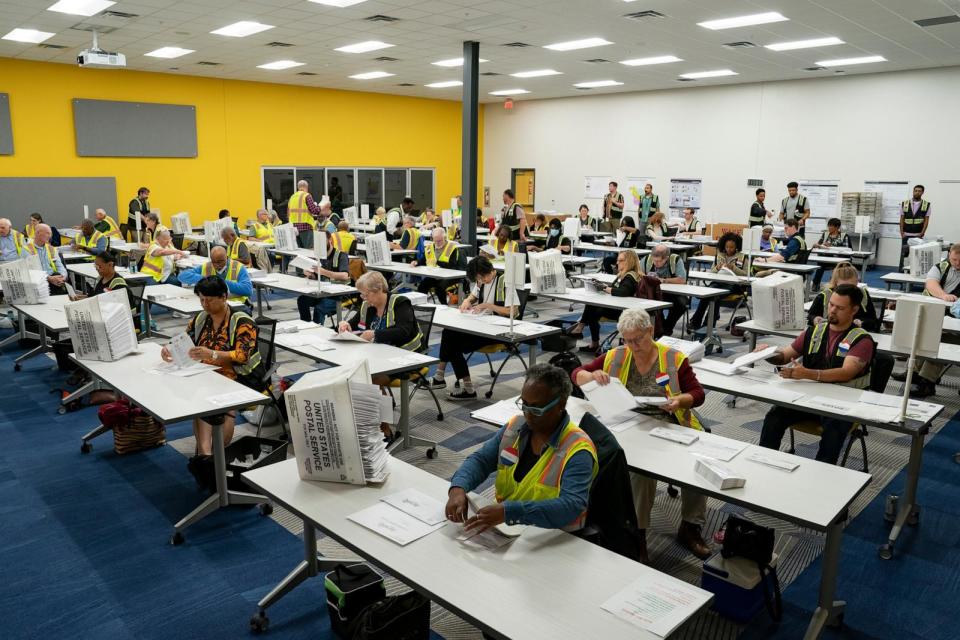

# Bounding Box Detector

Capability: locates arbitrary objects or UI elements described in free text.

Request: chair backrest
[515,287,529,320]
[795,248,812,264]
[870,351,895,393]
[412,305,436,352]
[254,315,278,373]
[127,281,147,315]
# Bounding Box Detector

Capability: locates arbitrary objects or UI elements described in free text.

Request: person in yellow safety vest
[138,212,168,247]
[287,179,322,249]
[445,363,598,533]
[0,217,28,262]
[220,226,252,267]
[24,212,42,240]
[372,206,388,235]
[252,208,275,243]
[72,219,108,261]
[338,271,423,441]
[500,188,528,242]
[177,246,253,304]
[419,208,439,229]
[484,224,518,260]
[899,184,932,271]
[332,220,357,254]
[390,215,421,251]
[141,229,189,284]
[411,227,461,305]
[93,208,123,240]
[25,223,68,295]
[573,307,710,562]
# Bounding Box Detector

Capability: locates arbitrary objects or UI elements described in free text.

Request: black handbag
[720,516,782,622]
[350,591,430,640]
[324,563,386,639]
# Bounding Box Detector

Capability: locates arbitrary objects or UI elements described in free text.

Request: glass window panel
[326,169,355,213]
[357,169,383,212]
[263,168,294,223]
[410,169,434,212]
[294,167,325,204]
[384,169,407,211]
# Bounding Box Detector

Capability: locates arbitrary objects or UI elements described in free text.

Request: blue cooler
[700,552,779,623]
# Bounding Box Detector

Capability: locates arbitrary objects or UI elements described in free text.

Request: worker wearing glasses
[445,364,598,533]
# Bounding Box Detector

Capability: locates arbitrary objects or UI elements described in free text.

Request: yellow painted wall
[0,58,482,224]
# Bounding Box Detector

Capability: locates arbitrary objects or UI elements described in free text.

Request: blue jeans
[297,296,338,324]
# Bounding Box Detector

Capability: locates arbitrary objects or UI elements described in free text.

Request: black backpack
[350,591,430,640]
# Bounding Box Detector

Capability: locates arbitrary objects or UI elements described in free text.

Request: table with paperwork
[532,287,672,315]
[881,272,926,290]
[365,262,466,295]
[140,283,247,338]
[66,262,153,289]
[473,395,870,640]
[249,273,357,318]
[242,456,709,639]
[7,295,72,369]
[69,342,271,543]
[574,242,651,257]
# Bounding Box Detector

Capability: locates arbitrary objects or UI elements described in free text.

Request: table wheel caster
[58,405,67,415]
[80,442,92,454]
[484,391,493,399]
[250,612,269,633]
[878,544,893,560]
[14,363,21,372]
[259,503,273,516]
[170,531,185,546]
[667,485,679,498]
[907,509,920,526]
[426,447,438,459]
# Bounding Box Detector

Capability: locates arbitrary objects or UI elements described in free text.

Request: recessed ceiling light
[620,55,682,66]
[679,69,738,79]
[307,0,368,6]
[544,37,613,51]
[510,69,562,78]
[335,40,393,54]
[145,47,195,59]
[765,37,844,51]
[573,80,624,88]
[47,0,115,16]
[211,21,274,37]
[2,28,55,44]
[257,60,305,70]
[698,12,788,30]
[489,89,529,96]
[816,55,886,67]
[432,57,489,67]
[425,81,462,88]
[349,71,394,79]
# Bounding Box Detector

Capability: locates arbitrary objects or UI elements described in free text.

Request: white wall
[483,66,960,266]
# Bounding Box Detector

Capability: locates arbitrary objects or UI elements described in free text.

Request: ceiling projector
[77,31,126,68]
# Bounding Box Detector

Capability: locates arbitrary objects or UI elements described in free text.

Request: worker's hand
[49,275,65,286]
[603,286,612,294]
[853,319,863,328]
[188,346,213,362]
[463,503,506,534]
[459,299,473,312]
[944,294,958,303]
[410,261,418,267]
[160,346,173,363]
[591,370,611,385]
[337,321,352,333]
[660,397,681,414]
[779,361,808,380]
[359,330,375,342]
[445,488,468,523]
[305,270,317,280]
[812,316,824,325]
[753,343,770,352]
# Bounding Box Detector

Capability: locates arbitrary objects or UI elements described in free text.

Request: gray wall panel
[0,93,12,155]
[0,178,118,230]
[73,98,197,158]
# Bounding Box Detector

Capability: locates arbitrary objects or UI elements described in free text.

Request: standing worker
[126,187,150,242]
[637,183,660,228]
[899,184,931,271]
[603,181,625,228]
[500,189,528,242]
[748,188,772,227]
[779,181,811,233]
[287,180,322,249]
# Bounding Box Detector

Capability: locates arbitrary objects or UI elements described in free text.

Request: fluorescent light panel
[511,69,562,78]
[432,57,488,67]
[544,37,612,51]
[620,55,682,66]
[2,28,55,43]
[698,12,788,30]
[765,36,844,51]
[679,69,738,79]
[335,40,393,54]
[258,60,304,70]
[425,81,462,88]
[211,21,274,37]
[349,71,394,79]
[816,55,886,67]
[489,89,529,96]
[47,0,114,16]
[307,0,368,6]
[574,80,623,88]
[145,47,195,59]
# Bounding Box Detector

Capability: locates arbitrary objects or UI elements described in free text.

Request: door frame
[511,168,535,210]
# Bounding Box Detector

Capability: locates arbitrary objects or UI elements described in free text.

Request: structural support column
[461,40,480,253]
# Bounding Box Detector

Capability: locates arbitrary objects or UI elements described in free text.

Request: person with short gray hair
[391,214,422,251]
[617,307,652,334]
[220,226,251,266]
[0,217,27,262]
[140,211,167,245]
[287,179,322,249]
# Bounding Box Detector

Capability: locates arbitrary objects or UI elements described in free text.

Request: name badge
[656,373,670,387]
[500,446,519,466]
[838,341,851,354]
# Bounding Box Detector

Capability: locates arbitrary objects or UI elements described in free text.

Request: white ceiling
[2,0,960,103]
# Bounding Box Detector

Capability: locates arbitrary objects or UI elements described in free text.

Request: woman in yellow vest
[572,307,711,561]
[568,250,642,354]
[372,206,388,235]
[411,227,461,305]
[445,364,597,532]
[483,224,518,259]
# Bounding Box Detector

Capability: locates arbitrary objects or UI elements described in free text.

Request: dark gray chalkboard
[73,98,197,158]
[0,94,12,155]
[0,177,118,230]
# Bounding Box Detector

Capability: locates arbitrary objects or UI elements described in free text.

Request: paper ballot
[284,361,390,485]
[332,330,367,342]
[348,502,445,546]
[204,217,233,244]
[273,223,298,251]
[381,489,446,526]
[528,250,566,295]
[167,332,196,369]
[0,258,50,304]
[698,346,778,375]
[581,378,638,421]
[171,212,192,235]
[601,572,712,637]
[65,289,138,362]
[365,232,393,266]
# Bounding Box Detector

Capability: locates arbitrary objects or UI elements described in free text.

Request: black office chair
[252,316,288,440]
[127,281,147,334]
[795,248,813,265]
[399,305,444,421]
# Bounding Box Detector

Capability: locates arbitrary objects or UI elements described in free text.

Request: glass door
[410,169,434,213]
[326,169,355,213]
[511,168,535,210]
[358,169,384,213]
[263,168,294,222]
[294,167,325,204]
[384,169,407,211]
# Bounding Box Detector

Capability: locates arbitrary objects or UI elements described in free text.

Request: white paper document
[601,572,712,637]
[794,395,856,416]
[207,389,263,407]
[146,361,218,377]
[167,332,195,369]
[276,319,318,333]
[650,426,699,446]
[380,489,446,526]
[696,347,779,375]
[332,331,367,342]
[348,502,445,546]
[746,450,800,472]
[471,400,521,426]
[581,378,637,421]
[687,434,748,462]
[635,396,670,406]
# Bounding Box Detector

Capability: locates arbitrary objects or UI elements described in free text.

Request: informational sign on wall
[798,180,840,218]
[669,178,702,210]
[864,180,910,225]
[584,176,613,199]
[625,177,656,210]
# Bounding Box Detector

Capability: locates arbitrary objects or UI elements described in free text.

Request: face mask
[549,228,560,237]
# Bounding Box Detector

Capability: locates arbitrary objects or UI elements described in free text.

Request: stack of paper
[471,399,522,426]
[65,289,138,362]
[694,456,746,490]
[657,336,705,363]
[581,378,639,421]
[746,450,799,472]
[276,319,318,333]
[0,258,50,304]
[650,426,699,445]
[170,212,192,235]
[348,501,445,546]
[273,223,298,251]
[693,346,778,375]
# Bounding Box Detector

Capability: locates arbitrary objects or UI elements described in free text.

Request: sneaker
[890,370,908,382]
[427,377,446,389]
[448,389,478,401]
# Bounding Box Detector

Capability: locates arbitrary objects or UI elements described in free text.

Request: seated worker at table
[572,307,709,561]
[178,246,253,305]
[601,216,639,274]
[411,227,461,305]
[333,220,357,255]
[252,208,275,243]
[0,218,28,263]
[72,219,108,260]
[531,212,548,233]
[577,204,599,233]
[688,231,747,332]
[644,210,671,243]
[218,208,241,235]
[429,256,518,400]
[141,229,189,286]
[756,284,876,464]
[811,217,852,288]
[297,230,351,325]
[391,215,421,251]
[93,208,122,240]
[161,276,264,458]
[759,223,779,252]
[139,212,168,246]
[445,363,598,532]
[808,262,879,332]
[640,244,688,336]
[25,223,67,295]
[527,217,573,256]
[372,206,388,235]
[568,250,642,354]
[678,208,700,235]
[25,212,62,246]
[755,218,805,264]
[482,224,519,259]
[419,208,439,229]
[220,226,251,267]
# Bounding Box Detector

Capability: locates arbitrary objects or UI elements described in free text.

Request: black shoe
[891,370,908,382]
[578,344,599,354]
[427,377,446,389]
[910,380,936,399]
[448,389,478,401]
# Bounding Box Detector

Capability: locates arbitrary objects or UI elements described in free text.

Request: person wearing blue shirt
[0,218,27,263]
[445,364,597,532]
[72,219,108,259]
[761,218,806,264]
[178,245,253,302]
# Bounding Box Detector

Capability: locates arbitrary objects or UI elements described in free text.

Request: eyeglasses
[515,395,561,417]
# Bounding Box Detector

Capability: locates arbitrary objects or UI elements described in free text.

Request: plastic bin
[701,552,779,623]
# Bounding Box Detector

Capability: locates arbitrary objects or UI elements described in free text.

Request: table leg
[702,299,722,355]
[142,296,153,338]
[0,310,28,350]
[15,325,49,368]
[335,300,343,324]
[256,285,264,317]
[880,430,924,559]
[803,518,846,640]
[528,341,538,366]
[748,331,758,352]
[390,378,437,455]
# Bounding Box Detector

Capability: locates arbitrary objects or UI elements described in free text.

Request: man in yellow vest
[252,209,275,243]
[287,179,321,249]
[445,364,597,533]
[25,223,68,295]
[178,246,253,305]
[332,220,357,254]
[411,227,461,305]
[220,226,252,267]
[390,215,421,251]
[93,208,122,240]
[0,217,28,263]
[72,219,108,261]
